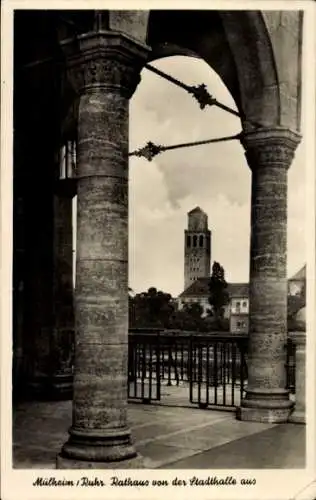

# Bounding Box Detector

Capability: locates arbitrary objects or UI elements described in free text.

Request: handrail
[128,329,248,341]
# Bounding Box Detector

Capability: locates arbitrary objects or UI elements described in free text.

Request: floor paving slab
[164,424,306,469]
[12,397,304,470]
[137,442,203,469]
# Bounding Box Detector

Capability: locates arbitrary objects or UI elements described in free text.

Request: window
[59,140,77,179]
[236,321,246,329]
[193,235,197,247]
[187,235,191,247]
[242,301,247,308]
[236,301,241,308]
[199,235,204,247]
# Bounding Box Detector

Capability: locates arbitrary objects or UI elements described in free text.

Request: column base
[56,453,145,469]
[50,373,73,400]
[237,395,294,423]
[26,373,73,400]
[288,410,306,424]
[57,426,141,468]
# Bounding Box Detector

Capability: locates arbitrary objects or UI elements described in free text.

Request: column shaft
[51,194,75,397]
[57,32,149,468]
[238,128,301,423]
[23,157,55,397]
[288,331,306,424]
[72,90,131,451]
[21,138,75,399]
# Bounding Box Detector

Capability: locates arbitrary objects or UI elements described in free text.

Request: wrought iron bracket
[189,84,216,109]
[129,133,241,161]
[132,141,164,162]
[144,64,260,126]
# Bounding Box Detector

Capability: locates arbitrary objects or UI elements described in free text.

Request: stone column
[57,32,149,468]
[14,62,75,400]
[288,331,306,424]
[50,193,75,398]
[22,152,75,400]
[22,142,56,398]
[238,127,301,423]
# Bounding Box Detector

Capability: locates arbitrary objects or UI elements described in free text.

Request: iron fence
[128,330,296,409]
[128,330,249,408]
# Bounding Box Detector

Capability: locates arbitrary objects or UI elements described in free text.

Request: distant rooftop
[179,278,249,299]
[289,264,306,281]
[179,267,306,300]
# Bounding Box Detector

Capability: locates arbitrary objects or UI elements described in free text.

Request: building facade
[177,278,249,333]
[178,266,306,334]
[229,285,249,334]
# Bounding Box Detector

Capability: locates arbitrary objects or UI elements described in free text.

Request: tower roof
[188,206,206,215]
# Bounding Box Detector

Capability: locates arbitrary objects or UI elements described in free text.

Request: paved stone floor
[13,384,305,469]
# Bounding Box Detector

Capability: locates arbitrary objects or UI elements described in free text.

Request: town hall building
[178,207,305,334]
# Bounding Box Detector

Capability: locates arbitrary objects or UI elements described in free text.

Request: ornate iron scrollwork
[132,141,164,162]
[189,84,216,110]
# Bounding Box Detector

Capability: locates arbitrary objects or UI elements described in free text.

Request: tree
[168,302,205,332]
[182,302,205,331]
[183,302,204,319]
[208,261,229,327]
[129,287,175,328]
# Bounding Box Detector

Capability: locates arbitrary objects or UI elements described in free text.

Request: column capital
[61,30,151,98]
[240,127,301,171]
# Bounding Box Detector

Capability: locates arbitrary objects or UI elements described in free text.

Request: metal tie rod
[129,133,242,162]
[144,64,262,128]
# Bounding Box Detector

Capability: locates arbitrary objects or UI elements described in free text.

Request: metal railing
[128,330,249,408]
[128,330,296,409]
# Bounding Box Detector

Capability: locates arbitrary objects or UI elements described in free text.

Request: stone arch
[218,11,281,128]
[107,9,301,132]
[60,10,302,139]
[145,10,301,131]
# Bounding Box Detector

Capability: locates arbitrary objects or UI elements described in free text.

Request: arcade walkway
[13,392,305,469]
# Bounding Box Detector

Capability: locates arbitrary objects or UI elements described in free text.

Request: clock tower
[184,207,211,290]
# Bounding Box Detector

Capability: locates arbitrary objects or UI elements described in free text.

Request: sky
[128,56,306,297]
[73,55,306,298]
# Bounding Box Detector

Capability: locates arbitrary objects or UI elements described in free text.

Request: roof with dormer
[289,264,306,282]
[178,278,249,299]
